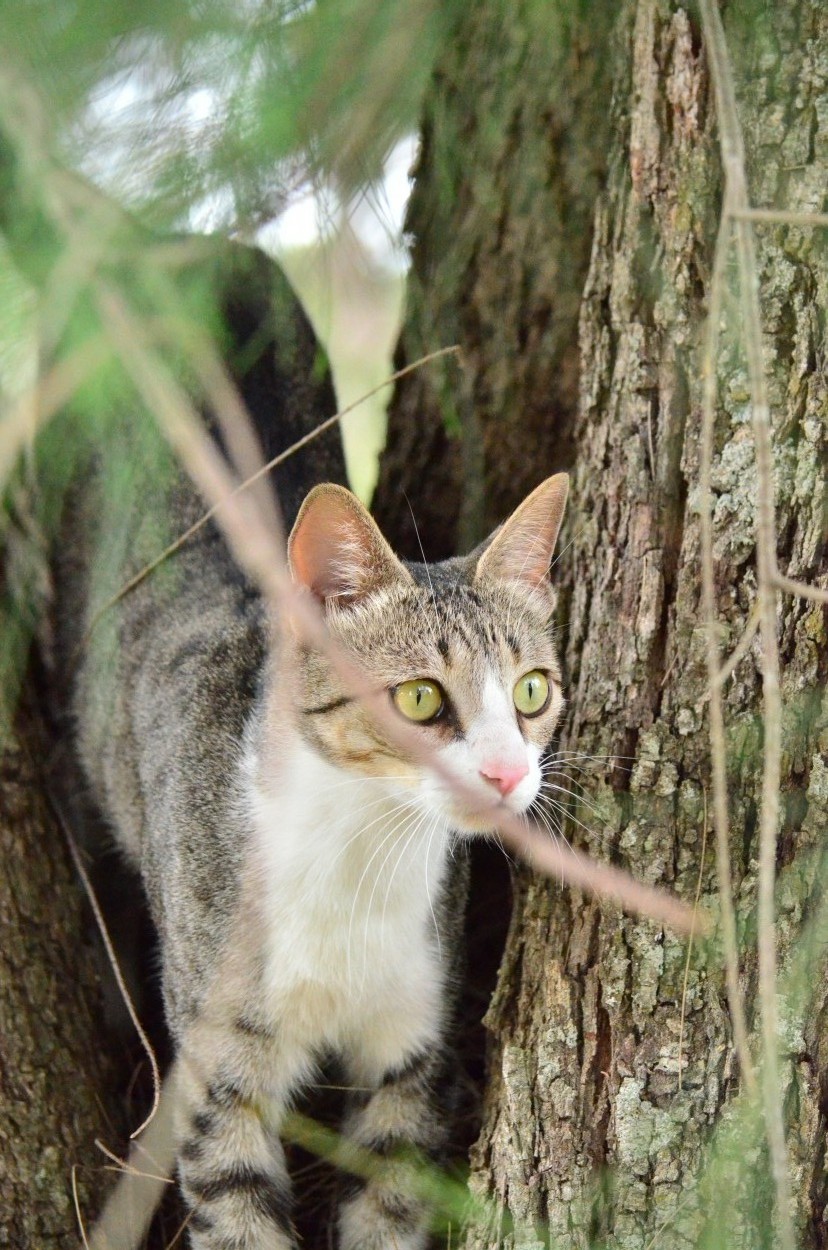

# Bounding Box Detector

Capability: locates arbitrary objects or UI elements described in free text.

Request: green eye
[514,670,550,717]
[393,679,445,723]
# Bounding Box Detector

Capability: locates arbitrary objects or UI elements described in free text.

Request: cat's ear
[473,473,569,594]
[289,483,413,608]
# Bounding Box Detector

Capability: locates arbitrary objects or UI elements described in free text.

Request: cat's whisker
[541,767,603,794]
[523,806,564,887]
[536,789,593,839]
[347,804,422,989]
[423,816,443,963]
[539,775,629,822]
[538,777,608,824]
[543,748,637,766]
[484,825,516,868]
[546,520,592,575]
[325,798,420,878]
[530,803,577,877]
[345,811,414,983]
[542,765,600,795]
[535,790,611,852]
[349,797,422,862]
[538,796,612,848]
[405,496,443,648]
[541,770,595,799]
[539,758,604,795]
[334,794,418,846]
[325,793,410,833]
[375,808,434,964]
[313,773,414,793]
[347,810,417,920]
[360,805,432,989]
[371,807,427,946]
[501,831,516,866]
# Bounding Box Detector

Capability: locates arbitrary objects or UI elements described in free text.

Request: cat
[47,238,569,1250]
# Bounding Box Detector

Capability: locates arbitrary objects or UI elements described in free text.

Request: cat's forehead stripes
[394,577,555,677]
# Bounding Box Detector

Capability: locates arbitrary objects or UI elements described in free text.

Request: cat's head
[286,475,568,834]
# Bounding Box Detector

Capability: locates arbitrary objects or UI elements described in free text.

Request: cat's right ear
[288,483,413,608]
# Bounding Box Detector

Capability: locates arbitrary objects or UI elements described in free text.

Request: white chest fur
[243,736,452,1073]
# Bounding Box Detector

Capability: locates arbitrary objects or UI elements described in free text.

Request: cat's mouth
[443,794,532,836]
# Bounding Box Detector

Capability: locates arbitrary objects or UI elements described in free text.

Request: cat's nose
[479,761,529,797]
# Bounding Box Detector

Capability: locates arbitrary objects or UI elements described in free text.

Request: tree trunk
[373,0,613,558]
[380,0,828,1245]
[0,707,122,1246]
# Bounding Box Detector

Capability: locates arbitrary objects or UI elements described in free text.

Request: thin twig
[774,572,828,605]
[88,1061,182,1250]
[94,1139,174,1186]
[161,1202,197,1250]
[72,1164,92,1250]
[700,3,793,1246]
[77,344,460,653]
[642,1190,699,1250]
[698,203,756,1094]
[713,602,760,689]
[732,207,828,229]
[678,789,709,1092]
[51,795,161,1139]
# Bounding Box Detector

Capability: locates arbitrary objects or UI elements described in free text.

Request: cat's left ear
[289,483,413,609]
[473,473,569,597]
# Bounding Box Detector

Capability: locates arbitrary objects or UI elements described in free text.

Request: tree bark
[380,0,828,1246]
[373,0,613,558]
[0,707,122,1246]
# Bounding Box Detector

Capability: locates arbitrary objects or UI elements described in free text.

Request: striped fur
[51,242,568,1248]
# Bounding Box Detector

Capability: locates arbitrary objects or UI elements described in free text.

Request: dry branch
[78,344,461,654]
[699,0,797,1244]
[732,207,828,229]
[699,206,757,1096]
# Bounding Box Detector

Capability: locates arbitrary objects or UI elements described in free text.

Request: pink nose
[479,761,529,797]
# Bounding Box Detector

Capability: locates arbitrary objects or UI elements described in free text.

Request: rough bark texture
[0,708,122,1246]
[373,0,612,558]
[380,0,828,1246]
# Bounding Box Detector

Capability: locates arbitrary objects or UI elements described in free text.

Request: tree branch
[699,1,794,1244]
[698,204,757,1096]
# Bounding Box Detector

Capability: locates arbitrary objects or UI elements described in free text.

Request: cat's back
[50,239,346,938]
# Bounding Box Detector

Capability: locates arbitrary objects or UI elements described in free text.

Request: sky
[263,136,416,272]
[79,66,416,274]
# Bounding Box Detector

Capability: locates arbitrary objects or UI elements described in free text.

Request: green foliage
[0,0,458,229]
[0,0,448,709]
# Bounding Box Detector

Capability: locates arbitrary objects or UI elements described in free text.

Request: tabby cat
[50,240,568,1250]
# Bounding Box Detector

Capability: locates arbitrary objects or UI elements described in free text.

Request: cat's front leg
[338,1044,450,1250]
[176,1021,306,1249]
